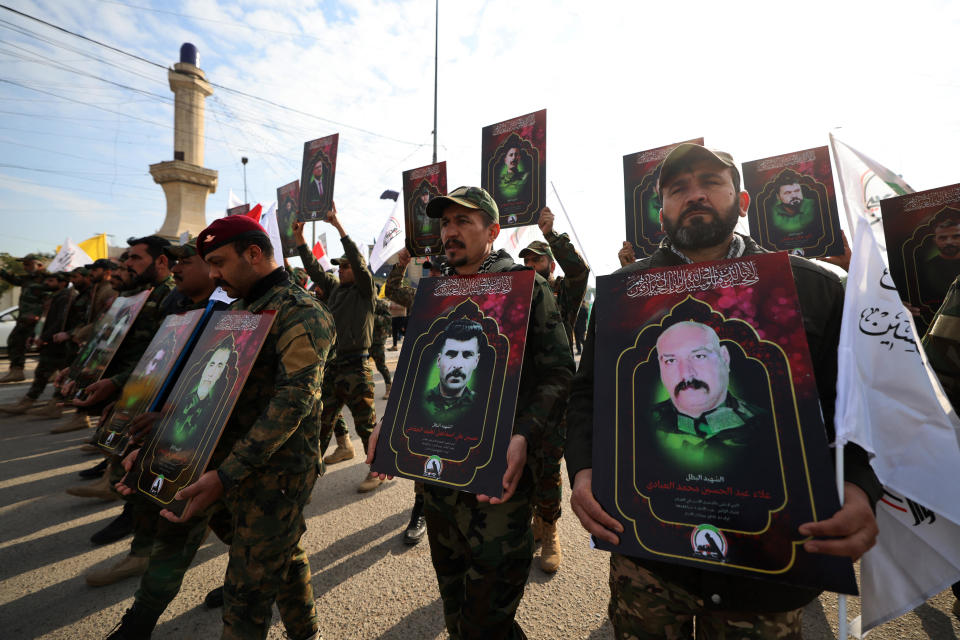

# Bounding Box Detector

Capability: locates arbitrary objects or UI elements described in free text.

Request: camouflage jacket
[0,269,49,319]
[72,280,118,343]
[214,267,336,487]
[105,275,177,390]
[384,262,416,309]
[372,299,392,345]
[298,236,375,358]
[923,275,960,409]
[544,230,589,347]
[39,286,77,341]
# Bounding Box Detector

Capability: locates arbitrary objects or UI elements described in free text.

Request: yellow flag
[77,234,108,261]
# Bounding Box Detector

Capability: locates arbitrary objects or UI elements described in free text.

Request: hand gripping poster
[742,146,844,258]
[403,161,446,257]
[592,253,856,594]
[624,138,704,258]
[880,183,960,334]
[481,110,546,228]
[298,134,339,221]
[128,310,276,511]
[371,271,535,496]
[276,180,302,258]
[93,309,205,454]
[67,289,152,395]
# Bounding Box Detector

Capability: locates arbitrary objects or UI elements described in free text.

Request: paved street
[0,354,957,639]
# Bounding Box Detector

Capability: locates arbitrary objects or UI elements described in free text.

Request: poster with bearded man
[591,252,855,594]
[128,310,275,510]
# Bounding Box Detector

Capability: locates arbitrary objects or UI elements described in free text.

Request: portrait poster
[481,109,546,228]
[226,204,250,217]
[624,138,704,258]
[276,180,301,258]
[402,161,446,257]
[592,252,856,594]
[880,183,960,334]
[742,146,843,258]
[298,133,339,221]
[67,290,151,394]
[93,309,205,454]
[371,271,536,496]
[127,310,276,510]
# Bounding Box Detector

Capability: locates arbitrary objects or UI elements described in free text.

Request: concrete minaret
[150,43,218,239]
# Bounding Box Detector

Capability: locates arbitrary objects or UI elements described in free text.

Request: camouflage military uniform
[129,268,335,640]
[0,268,49,368]
[424,249,574,639]
[370,298,393,385]
[923,275,960,408]
[26,282,78,399]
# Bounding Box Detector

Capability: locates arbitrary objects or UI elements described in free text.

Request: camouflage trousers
[608,554,802,640]
[26,342,74,399]
[319,357,376,455]
[369,341,392,385]
[423,467,535,640]
[7,319,36,369]
[133,470,319,640]
[527,415,566,524]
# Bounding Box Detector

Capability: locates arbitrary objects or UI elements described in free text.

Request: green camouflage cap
[19,253,43,263]
[518,240,555,261]
[331,253,367,268]
[71,266,91,276]
[163,237,199,260]
[425,186,499,223]
[657,143,739,194]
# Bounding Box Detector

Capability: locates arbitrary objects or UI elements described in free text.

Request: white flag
[48,238,92,273]
[258,201,284,265]
[370,200,405,274]
[227,189,244,210]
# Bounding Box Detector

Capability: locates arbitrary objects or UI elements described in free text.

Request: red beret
[198,216,270,258]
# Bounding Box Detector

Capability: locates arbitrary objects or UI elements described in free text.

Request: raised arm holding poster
[371,271,535,496]
[126,310,276,512]
[403,161,446,256]
[623,138,704,258]
[742,146,843,258]
[298,134,339,221]
[481,109,546,228]
[276,180,301,258]
[591,252,856,594]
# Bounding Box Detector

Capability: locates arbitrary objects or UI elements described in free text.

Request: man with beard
[366,185,574,639]
[497,145,531,203]
[517,206,589,573]
[769,170,822,249]
[918,215,960,307]
[302,158,331,216]
[423,318,485,424]
[567,144,881,639]
[0,254,49,383]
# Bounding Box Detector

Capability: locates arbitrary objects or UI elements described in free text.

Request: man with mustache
[770,170,819,236]
[424,318,485,423]
[567,144,881,639]
[918,215,960,308]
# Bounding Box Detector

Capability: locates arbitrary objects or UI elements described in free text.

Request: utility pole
[241,156,248,203]
[432,0,439,163]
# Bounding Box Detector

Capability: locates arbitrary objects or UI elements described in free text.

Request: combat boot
[403,494,427,545]
[66,473,118,501]
[105,603,160,639]
[357,471,390,493]
[538,517,562,573]
[323,434,355,465]
[382,383,392,399]
[0,395,34,414]
[26,398,63,420]
[0,367,25,383]
[51,413,93,433]
[91,504,134,545]
[86,553,149,587]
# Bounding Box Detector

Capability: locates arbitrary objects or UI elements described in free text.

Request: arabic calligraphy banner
[592,252,856,594]
[371,271,535,496]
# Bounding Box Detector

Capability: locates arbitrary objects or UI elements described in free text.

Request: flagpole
[828,132,856,234]
[432,0,438,164]
[550,181,591,269]
[836,440,848,640]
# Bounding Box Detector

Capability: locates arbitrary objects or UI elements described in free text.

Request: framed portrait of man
[93,309,206,454]
[298,134,339,222]
[402,161,446,257]
[481,109,546,228]
[881,183,960,335]
[742,146,844,258]
[126,310,276,511]
[591,252,856,594]
[276,180,301,258]
[623,138,704,258]
[371,271,536,496]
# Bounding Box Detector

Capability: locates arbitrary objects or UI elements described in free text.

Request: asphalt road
[0,354,957,639]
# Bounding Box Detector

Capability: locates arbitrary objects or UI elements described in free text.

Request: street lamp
[241,156,249,204]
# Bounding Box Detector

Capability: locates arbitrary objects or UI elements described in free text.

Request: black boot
[91,502,134,545]
[403,494,427,545]
[204,586,223,609]
[78,459,108,479]
[105,604,160,640]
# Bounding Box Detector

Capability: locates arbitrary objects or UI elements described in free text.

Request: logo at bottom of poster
[690,524,727,561]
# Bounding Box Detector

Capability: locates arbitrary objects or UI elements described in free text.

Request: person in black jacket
[566,144,881,638]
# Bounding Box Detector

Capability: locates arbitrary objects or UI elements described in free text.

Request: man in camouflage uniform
[108,215,334,640]
[369,186,574,638]
[0,253,49,383]
[371,297,393,397]
[71,258,119,345]
[517,207,590,573]
[567,144,880,639]
[293,210,381,492]
[0,271,78,413]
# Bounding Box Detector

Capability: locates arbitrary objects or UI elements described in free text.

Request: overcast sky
[1,0,958,277]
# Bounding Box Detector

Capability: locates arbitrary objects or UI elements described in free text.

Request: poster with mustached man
[481,109,546,228]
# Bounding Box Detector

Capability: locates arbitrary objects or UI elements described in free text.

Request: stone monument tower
[150,43,218,239]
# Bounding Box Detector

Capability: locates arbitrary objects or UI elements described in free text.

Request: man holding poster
[567,144,881,637]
